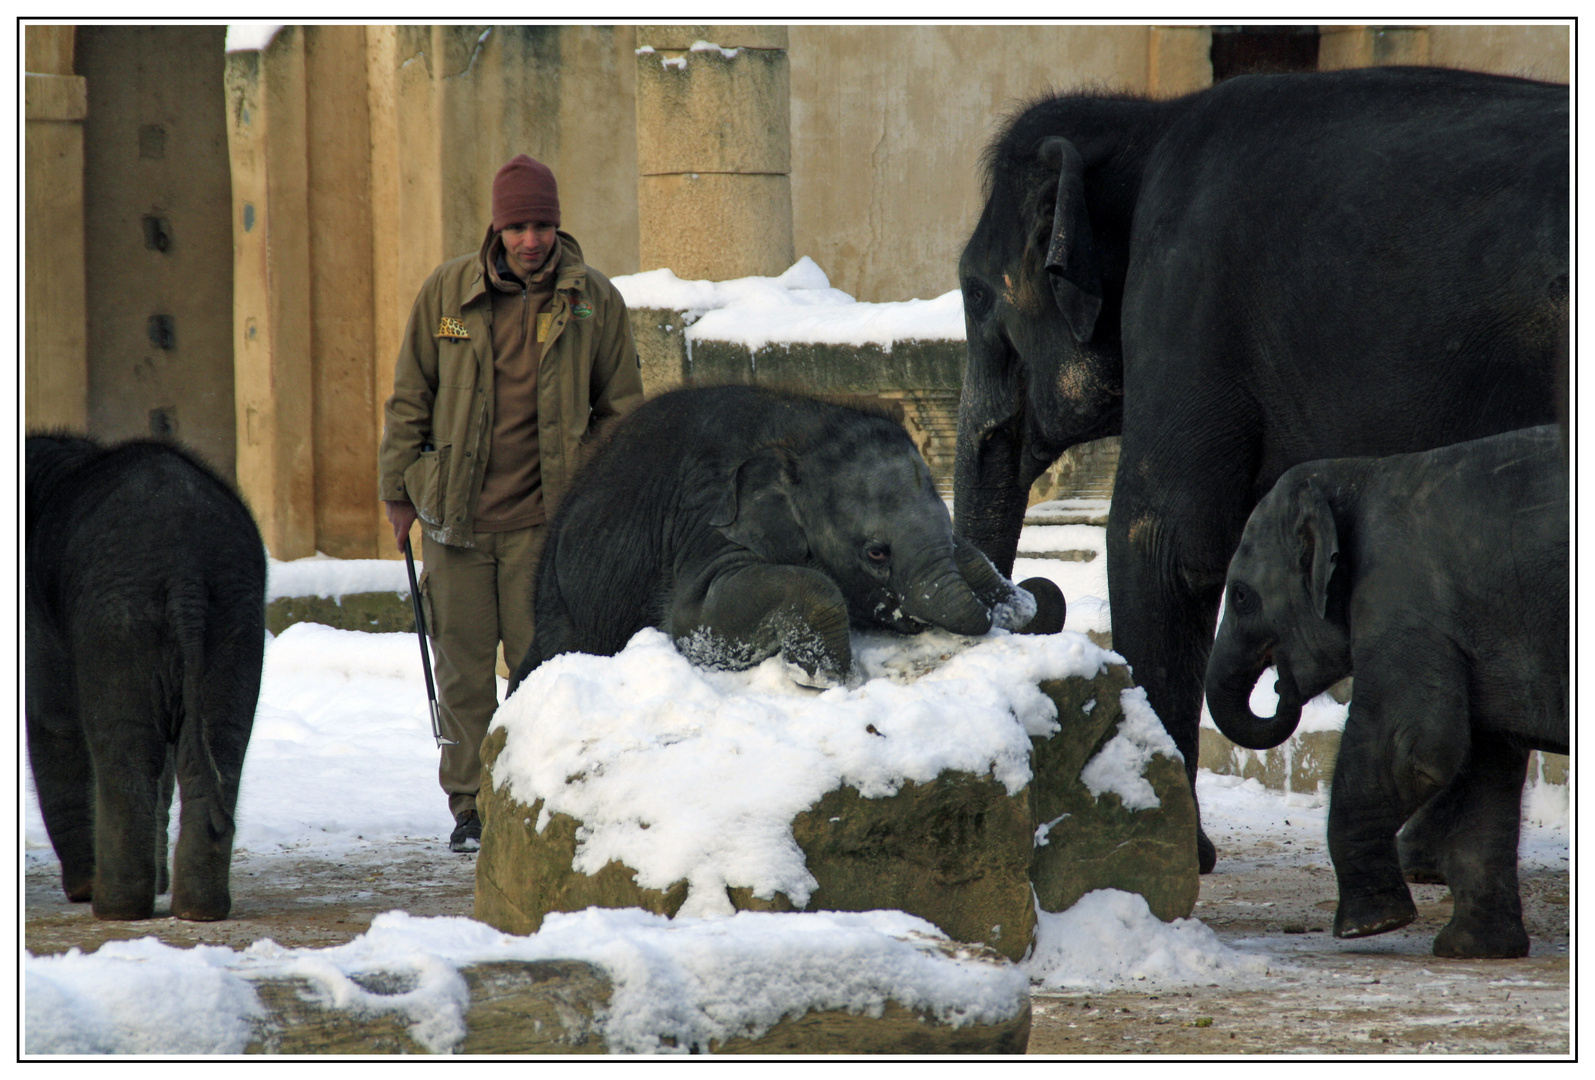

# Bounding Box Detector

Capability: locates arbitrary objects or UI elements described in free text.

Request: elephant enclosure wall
[24,22,1569,559]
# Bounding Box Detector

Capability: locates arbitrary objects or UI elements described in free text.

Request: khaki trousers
[421,525,545,819]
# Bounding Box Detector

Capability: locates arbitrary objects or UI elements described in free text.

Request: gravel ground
[24,793,1570,1057]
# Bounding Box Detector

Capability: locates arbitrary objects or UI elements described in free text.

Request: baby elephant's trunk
[1204,636,1304,751]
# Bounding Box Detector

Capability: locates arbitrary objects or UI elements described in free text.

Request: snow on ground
[24,527,1570,1053]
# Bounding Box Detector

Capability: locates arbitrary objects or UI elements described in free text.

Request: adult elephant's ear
[1293,479,1340,620]
[708,447,809,565]
[1038,136,1103,344]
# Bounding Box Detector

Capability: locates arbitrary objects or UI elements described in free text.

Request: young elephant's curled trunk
[1204,641,1304,751]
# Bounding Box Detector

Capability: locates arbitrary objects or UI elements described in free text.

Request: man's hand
[385,500,419,553]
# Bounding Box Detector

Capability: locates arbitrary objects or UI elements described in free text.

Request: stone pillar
[24,26,88,433]
[1318,25,1431,70]
[1147,25,1213,97]
[635,26,793,279]
[226,28,316,558]
[305,26,379,559]
[365,26,448,559]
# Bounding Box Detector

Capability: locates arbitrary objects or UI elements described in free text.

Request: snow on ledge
[225,23,285,53]
[611,257,966,352]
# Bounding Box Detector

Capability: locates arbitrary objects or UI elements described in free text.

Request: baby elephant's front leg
[672,564,852,687]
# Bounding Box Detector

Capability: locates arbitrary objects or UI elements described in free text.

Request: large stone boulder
[475,631,1199,962]
[1029,667,1200,922]
[476,727,1035,960]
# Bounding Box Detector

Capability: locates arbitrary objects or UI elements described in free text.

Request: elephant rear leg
[672,565,852,687]
[1429,733,1531,959]
[171,633,261,922]
[26,641,95,903]
[81,665,169,921]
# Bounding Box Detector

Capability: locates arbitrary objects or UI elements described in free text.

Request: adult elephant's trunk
[1204,633,1304,751]
[953,354,1047,578]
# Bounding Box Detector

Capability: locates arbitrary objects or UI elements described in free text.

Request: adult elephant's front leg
[671,564,852,687]
[1106,497,1228,875]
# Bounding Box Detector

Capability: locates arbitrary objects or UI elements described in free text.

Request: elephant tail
[169,581,233,839]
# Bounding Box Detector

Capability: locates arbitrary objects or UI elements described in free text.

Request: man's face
[501,220,558,279]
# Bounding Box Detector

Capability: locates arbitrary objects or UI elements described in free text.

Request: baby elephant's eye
[865,543,891,564]
[1231,581,1259,617]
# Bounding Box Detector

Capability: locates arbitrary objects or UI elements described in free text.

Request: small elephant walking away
[1205,426,1567,958]
[26,435,266,921]
[510,386,1062,691]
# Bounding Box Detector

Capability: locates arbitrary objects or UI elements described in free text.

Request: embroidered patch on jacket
[572,300,594,320]
[436,316,470,339]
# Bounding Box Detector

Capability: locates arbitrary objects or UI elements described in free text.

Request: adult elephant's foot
[1333,889,1417,939]
[1197,826,1216,875]
[1432,914,1530,959]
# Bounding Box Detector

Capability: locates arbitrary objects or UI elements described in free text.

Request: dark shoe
[449,809,482,853]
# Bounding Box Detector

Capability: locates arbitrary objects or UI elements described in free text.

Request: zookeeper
[378,153,644,852]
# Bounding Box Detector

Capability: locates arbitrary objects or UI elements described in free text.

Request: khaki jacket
[378,230,643,547]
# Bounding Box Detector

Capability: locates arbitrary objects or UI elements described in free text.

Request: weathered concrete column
[1148,25,1213,97]
[24,26,89,433]
[303,25,379,559]
[226,28,316,558]
[635,25,793,279]
[1318,25,1431,69]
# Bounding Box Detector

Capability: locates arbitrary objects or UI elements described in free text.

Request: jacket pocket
[403,445,451,527]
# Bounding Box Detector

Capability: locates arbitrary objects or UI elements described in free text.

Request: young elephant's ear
[1037,136,1103,344]
[708,447,809,565]
[1292,480,1340,620]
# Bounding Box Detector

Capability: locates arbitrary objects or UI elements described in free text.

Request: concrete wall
[790,25,1175,304]
[77,25,236,478]
[24,26,88,433]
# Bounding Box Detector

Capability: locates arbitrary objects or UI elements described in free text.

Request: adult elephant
[954,66,1567,873]
[510,385,1063,692]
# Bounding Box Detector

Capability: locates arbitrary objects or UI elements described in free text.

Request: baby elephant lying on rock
[510,386,1063,690]
[1205,426,1567,958]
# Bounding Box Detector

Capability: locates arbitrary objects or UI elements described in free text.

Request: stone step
[244,954,1030,1054]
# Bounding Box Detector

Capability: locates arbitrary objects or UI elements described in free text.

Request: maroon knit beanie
[491,154,560,231]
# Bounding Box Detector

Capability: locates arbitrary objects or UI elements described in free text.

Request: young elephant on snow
[1204,426,1567,959]
[509,386,1063,691]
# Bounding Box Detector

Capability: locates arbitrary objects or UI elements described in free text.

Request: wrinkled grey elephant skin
[26,435,266,921]
[1206,426,1568,959]
[954,66,1568,874]
[510,386,1059,692]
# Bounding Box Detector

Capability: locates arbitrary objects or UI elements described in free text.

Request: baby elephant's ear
[710,447,809,565]
[1293,479,1339,620]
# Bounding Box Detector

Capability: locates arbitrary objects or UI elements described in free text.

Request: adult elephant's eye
[963,279,993,320]
[865,542,891,565]
[1231,581,1259,617]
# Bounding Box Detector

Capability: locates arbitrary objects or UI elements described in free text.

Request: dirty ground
[24,819,1569,1057]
